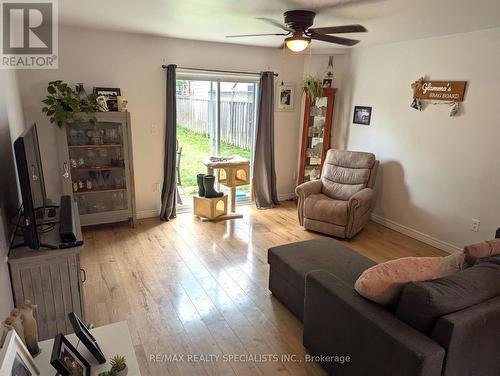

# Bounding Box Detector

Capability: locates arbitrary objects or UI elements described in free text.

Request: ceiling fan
[226,10,367,52]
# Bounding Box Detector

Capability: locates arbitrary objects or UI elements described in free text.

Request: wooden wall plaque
[414,81,467,101]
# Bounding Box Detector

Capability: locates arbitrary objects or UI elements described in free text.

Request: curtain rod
[161,65,278,77]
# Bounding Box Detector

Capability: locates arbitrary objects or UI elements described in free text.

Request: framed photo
[93,87,121,112]
[322,78,333,88]
[0,330,39,375]
[50,334,90,376]
[68,312,106,364]
[353,106,372,125]
[276,84,295,111]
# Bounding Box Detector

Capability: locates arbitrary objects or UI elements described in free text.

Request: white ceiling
[60,0,500,50]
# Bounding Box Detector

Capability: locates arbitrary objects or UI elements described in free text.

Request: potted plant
[110,355,128,376]
[42,80,99,128]
[302,75,323,102]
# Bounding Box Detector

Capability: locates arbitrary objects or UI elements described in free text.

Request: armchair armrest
[348,187,373,214]
[295,180,322,225]
[304,270,445,376]
[346,188,374,238]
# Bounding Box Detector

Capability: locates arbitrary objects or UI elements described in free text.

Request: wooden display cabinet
[298,88,337,184]
[56,112,136,227]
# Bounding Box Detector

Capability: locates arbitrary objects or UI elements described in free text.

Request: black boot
[197,174,206,197]
[203,175,223,198]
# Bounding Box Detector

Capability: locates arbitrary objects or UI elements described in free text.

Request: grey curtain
[160,64,177,220]
[253,71,279,209]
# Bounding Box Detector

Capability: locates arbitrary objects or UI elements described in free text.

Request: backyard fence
[177,97,255,150]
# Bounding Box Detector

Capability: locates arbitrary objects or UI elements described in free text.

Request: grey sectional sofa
[268,238,500,376]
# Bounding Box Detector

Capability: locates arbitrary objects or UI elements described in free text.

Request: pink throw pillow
[355,257,443,306]
[464,240,500,263]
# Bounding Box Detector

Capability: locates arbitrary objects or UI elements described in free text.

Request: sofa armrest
[431,295,500,376]
[295,180,322,225]
[304,270,445,376]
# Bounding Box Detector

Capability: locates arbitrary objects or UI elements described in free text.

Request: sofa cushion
[268,238,375,297]
[304,193,348,226]
[396,254,500,334]
[354,257,443,306]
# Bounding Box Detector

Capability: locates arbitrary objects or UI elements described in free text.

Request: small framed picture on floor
[353,106,372,125]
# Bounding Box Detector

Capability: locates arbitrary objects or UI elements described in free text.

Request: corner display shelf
[298,88,337,184]
[57,112,136,227]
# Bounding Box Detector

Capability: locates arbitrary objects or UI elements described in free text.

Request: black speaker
[59,195,77,243]
[496,228,500,239]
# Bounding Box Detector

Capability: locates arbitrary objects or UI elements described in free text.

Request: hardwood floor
[81,201,446,376]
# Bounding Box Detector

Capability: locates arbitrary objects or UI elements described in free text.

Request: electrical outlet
[153,182,160,192]
[471,219,480,232]
[151,124,157,135]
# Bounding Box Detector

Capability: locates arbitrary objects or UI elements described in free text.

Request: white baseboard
[136,209,160,219]
[371,214,462,254]
[278,192,296,201]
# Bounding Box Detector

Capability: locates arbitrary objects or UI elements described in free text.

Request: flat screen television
[13,123,47,249]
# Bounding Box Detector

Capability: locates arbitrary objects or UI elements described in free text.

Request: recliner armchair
[296,149,378,239]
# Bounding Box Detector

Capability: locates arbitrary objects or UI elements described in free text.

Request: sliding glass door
[176,78,257,207]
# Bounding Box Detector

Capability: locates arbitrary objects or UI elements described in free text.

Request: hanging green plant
[42,80,99,128]
[302,75,323,102]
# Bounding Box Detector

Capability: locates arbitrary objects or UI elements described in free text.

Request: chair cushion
[321,150,375,201]
[395,254,500,334]
[304,193,348,226]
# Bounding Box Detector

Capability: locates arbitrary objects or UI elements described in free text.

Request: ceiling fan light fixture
[285,35,310,52]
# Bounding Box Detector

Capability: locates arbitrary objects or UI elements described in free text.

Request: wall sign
[413,80,467,101]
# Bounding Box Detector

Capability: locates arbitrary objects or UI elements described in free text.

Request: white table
[34,321,141,375]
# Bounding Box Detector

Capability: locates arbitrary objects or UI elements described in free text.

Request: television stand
[38,242,58,249]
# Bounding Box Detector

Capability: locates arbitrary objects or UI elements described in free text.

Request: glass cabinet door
[66,121,128,215]
[303,96,328,182]
[298,88,336,185]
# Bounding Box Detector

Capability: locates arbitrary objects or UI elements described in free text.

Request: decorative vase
[0,322,12,348]
[113,365,128,376]
[19,301,40,357]
[6,310,25,344]
[322,55,334,88]
[76,83,88,106]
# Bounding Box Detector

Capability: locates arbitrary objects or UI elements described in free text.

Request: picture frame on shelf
[353,106,372,125]
[68,312,106,364]
[322,78,333,88]
[0,330,40,375]
[93,87,121,112]
[276,83,295,111]
[50,333,91,376]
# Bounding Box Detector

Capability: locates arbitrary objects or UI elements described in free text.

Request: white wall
[346,27,500,250]
[17,26,308,216]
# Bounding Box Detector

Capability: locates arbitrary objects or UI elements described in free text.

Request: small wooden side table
[203,157,250,220]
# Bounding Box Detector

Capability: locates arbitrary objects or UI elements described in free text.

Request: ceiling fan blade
[308,24,367,34]
[257,17,293,32]
[226,33,289,38]
[310,33,360,46]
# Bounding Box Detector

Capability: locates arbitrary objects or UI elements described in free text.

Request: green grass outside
[177,126,251,189]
